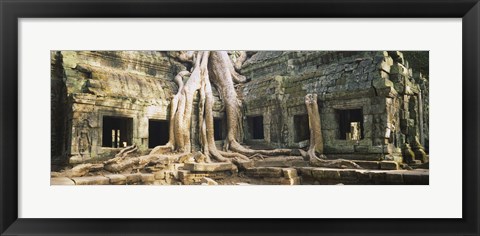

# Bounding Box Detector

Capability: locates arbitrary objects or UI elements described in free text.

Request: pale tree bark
[208,51,297,158]
[303,94,362,169]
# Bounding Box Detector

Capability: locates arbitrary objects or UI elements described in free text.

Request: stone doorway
[294,114,310,142]
[213,118,226,141]
[247,116,264,140]
[102,116,133,148]
[337,109,364,140]
[148,119,169,148]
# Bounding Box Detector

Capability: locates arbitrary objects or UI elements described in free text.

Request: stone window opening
[102,116,133,148]
[247,116,265,140]
[294,114,310,142]
[213,118,226,141]
[337,109,364,140]
[148,119,169,148]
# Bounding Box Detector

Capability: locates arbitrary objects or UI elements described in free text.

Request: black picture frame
[1,0,479,235]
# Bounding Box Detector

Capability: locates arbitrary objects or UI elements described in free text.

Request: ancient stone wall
[52,51,184,163]
[51,51,70,165]
[52,50,428,164]
[240,51,429,161]
[51,51,226,164]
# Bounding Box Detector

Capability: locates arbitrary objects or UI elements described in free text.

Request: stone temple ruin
[51,51,429,185]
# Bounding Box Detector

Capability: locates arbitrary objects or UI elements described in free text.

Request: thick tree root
[104,153,186,173]
[304,94,362,169]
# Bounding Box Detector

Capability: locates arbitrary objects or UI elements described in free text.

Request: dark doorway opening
[213,118,225,141]
[247,116,264,140]
[102,116,133,148]
[294,114,310,142]
[149,119,169,148]
[337,109,364,140]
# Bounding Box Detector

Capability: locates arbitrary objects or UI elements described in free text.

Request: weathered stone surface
[352,160,380,169]
[296,167,314,177]
[369,171,387,183]
[282,168,298,178]
[72,176,110,185]
[253,156,308,167]
[297,167,427,185]
[338,169,357,179]
[235,160,254,170]
[51,177,75,185]
[245,167,284,178]
[141,173,155,183]
[201,177,219,185]
[179,170,234,185]
[403,173,425,185]
[385,172,404,184]
[310,168,341,180]
[183,163,237,172]
[154,171,166,180]
[380,161,399,170]
[125,173,142,184]
[261,177,301,185]
[240,51,428,162]
[105,174,127,185]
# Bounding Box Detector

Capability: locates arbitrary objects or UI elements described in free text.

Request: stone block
[235,160,254,170]
[355,170,372,183]
[72,176,110,185]
[141,174,155,183]
[338,170,357,179]
[296,167,314,177]
[154,171,166,180]
[105,174,127,185]
[200,177,219,185]
[183,162,236,172]
[261,177,301,185]
[310,168,325,179]
[354,145,370,153]
[246,167,283,178]
[153,180,167,185]
[311,168,341,180]
[254,156,307,167]
[51,177,75,185]
[369,171,386,183]
[385,172,404,184]
[282,168,298,178]
[353,161,380,169]
[402,173,422,185]
[323,169,341,179]
[125,173,142,184]
[179,170,233,185]
[380,161,399,170]
[403,171,429,185]
[177,170,190,180]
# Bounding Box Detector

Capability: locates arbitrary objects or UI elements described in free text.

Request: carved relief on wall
[76,119,92,159]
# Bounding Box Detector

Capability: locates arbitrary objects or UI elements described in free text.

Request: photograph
[2,0,478,234]
[50,50,429,185]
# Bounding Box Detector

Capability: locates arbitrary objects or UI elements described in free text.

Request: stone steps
[253,156,308,168]
[178,162,238,185]
[244,167,300,185]
[51,173,156,185]
[297,167,428,185]
[51,157,424,185]
[252,156,400,170]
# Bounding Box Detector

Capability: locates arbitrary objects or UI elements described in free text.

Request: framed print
[1,0,479,235]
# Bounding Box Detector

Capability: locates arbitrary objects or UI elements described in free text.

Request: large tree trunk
[208,51,296,157]
[304,94,362,169]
